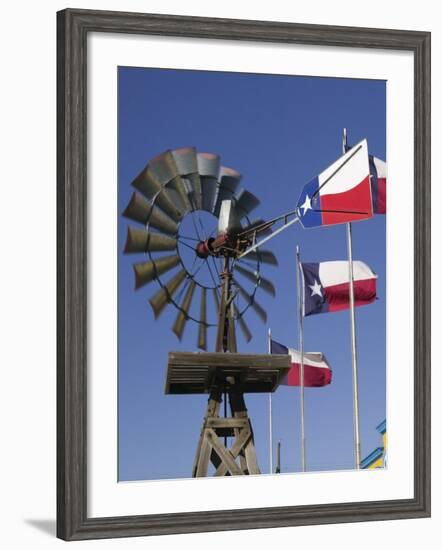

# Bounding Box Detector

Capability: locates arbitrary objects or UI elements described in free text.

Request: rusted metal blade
[197,152,220,179]
[172,146,198,175]
[149,269,187,318]
[172,280,196,340]
[234,280,267,323]
[240,249,278,266]
[213,166,241,217]
[133,255,180,289]
[124,227,177,254]
[131,165,183,222]
[234,189,260,218]
[234,264,276,297]
[233,303,252,343]
[197,287,207,351]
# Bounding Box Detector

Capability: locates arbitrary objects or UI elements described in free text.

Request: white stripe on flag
[318,139,369,196]
[287,348,330,370]
[318,260,377,288]
[373,156,387,179]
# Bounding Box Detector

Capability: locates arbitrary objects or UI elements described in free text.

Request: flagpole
[268,327,273,474]
[343,128,361,470]
[296,245,306,472]
[276,440,281,474]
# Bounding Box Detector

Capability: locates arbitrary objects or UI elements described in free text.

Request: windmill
[123,146,291,477]
[123,146,279,351]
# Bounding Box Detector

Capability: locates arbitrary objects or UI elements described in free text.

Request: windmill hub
[195,233,240,259]
[195,238,214,259]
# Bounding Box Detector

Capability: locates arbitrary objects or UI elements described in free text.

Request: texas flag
[297,139,373,228]
[345,143,387,214]
[302,261,377,316]
[271,340,332,387]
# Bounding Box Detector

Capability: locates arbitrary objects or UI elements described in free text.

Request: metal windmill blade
[197,152,220,213]
[239,249,278,266]
[197,287,207,351]
[172,280,197,339]
[149,150,192,214]
[213,166,241,217]
[212,287,220,315]
[233,280,267,323]
[149,270,188,318]
[123,192,178,236]
[172,147,202,210]
[124,227,177,254]
[133,255,181,290]
[131,164,183,222]
[233,303,252,343]
[234,189,260,219]
[234,264,276,296]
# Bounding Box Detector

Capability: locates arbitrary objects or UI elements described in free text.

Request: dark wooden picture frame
[57,8,431,541]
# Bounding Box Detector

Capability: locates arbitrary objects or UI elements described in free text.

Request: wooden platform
[165,352,291,395]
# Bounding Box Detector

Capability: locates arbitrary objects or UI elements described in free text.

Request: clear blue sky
[118,66,386,481]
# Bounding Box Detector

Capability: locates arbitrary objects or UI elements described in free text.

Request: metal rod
[343,128,361,470]
[347,221,361,469]
[238,217,299,260]
[237,208,299,238]
[276,440,281,474]
[296,245,306,472]
[268,327,273,474]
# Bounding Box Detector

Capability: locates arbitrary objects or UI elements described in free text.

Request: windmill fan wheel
[123,147,279,350]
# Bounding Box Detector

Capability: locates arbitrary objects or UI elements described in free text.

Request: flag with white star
[301,261,377,316]
[296,139,373,228]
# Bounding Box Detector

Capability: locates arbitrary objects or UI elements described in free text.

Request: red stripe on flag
[376,177,386,214]
[324,278,377,312]
[285,363,332,387]
[320,176,373,225]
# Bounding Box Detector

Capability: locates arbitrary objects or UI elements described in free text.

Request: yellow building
[360,420,387,469]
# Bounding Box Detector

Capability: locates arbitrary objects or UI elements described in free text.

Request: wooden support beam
[207,429,243,476]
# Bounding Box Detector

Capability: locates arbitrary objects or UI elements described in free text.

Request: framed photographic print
[57,8,431,541]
